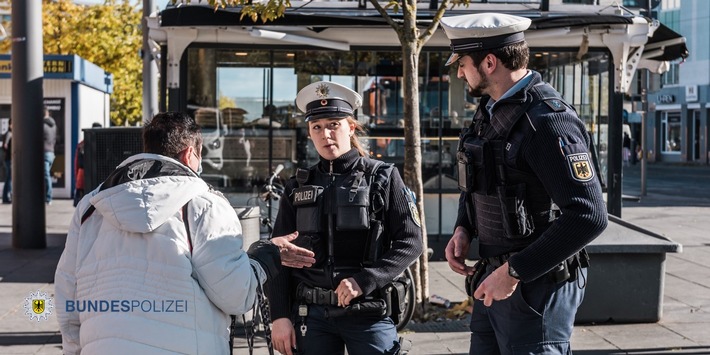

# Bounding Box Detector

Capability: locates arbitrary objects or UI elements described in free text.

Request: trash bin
[232,205,261,329]
[234,205,260,248]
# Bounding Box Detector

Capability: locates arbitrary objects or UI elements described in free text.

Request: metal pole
[641,71,648,196]
[12,0,46,249]
[143,0,157,123]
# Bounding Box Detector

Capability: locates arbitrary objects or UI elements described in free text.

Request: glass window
[183,46,611,235]
[662,112,682,153]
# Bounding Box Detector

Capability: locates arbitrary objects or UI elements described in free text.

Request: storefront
[0,55,113,199]
[648,85,708,164]
[147,3,686,236]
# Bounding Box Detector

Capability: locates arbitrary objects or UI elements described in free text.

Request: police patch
[403,187,422,227]
[566,153,594,182]
[408,201,422,228]
[544,99,566,112]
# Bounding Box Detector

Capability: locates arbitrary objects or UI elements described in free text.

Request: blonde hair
[346,116,368,157]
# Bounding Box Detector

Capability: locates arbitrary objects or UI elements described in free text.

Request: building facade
[647,0,707,164]
[147,0,686,242]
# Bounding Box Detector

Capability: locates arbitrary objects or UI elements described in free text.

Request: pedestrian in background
[623,132,632,166]
[2,119,11,204]
[441,13,608,354]
[43,107,57,205]
[267,81,422,355]
[73,122,102,206]
[55,111,282,354]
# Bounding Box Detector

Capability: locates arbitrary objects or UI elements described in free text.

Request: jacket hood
[89,154,209,234]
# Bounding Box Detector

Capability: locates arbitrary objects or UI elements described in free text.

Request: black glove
[247,240,281,281]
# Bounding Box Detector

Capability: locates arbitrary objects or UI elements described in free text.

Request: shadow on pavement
[0,233,65,283]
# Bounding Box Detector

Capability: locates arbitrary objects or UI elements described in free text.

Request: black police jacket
[267,148,423,320]
[455,71,608,283]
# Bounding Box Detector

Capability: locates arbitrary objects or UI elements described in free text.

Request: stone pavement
[0,163,709,354]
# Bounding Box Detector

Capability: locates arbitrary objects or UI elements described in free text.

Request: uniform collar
[486,70,534,116]
[318,148,361,174]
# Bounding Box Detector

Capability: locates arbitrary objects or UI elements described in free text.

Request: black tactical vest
[291,158,393,289]
[458,82,572,249]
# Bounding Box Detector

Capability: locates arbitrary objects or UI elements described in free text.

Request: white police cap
[440,13,531,66]
[296,81,363,122]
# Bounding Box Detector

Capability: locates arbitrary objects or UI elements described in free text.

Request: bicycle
[246,164,285,237]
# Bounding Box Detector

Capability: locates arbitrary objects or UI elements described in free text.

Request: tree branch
[368,0,402,37]
[419,0,452,43]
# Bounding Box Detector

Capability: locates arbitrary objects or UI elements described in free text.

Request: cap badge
[315,83,330,98]
[321,99,328,106]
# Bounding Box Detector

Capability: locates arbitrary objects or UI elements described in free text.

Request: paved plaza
[1,163,709,354]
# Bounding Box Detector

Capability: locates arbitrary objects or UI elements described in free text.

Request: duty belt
[467,250,588,293]
[296,283,339,306]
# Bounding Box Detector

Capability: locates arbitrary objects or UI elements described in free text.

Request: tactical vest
[291,157,395,288]
[457,82,574,249]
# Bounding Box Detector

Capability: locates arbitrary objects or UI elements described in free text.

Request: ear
[178,146,192,166]
[484,53,497,73]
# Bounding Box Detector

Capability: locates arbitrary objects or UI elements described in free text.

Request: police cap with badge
[296,81,362,122]
[440,13,531,66]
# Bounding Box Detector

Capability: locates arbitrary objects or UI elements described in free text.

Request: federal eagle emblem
[566,153,594,182]
[24,290,54,322]
[315,83,330,98]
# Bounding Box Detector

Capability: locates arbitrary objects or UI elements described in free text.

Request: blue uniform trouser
[469,266,586,355]
[44,152,55,203]
[293,303,399,355]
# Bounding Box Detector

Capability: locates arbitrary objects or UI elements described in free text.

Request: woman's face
[308,117,355,160]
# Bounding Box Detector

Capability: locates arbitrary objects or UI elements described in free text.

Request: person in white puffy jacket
[55,112,281,355]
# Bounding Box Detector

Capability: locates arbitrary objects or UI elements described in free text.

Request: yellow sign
[0,60,73,74]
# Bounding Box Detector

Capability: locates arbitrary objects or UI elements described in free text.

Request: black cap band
[305,99,354,122]
[450,32,525,53]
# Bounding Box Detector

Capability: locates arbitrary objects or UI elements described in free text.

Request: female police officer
[267,81,422,355]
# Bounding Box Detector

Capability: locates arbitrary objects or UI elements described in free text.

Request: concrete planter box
[575,215,682,323]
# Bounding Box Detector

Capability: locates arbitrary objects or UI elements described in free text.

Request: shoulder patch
[566,152,594,182]
[544,99,566,112]
[403,187,421,228]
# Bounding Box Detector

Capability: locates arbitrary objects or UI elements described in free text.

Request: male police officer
[441,13,608,354]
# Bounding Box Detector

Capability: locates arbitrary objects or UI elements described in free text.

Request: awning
[644,22,688,62]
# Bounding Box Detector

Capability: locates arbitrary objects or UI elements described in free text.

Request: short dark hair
[143,111,202,159]
[465,41,529,71]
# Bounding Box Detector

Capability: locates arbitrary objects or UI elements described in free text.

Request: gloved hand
[247,240,281,280]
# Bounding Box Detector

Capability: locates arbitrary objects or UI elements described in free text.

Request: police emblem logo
[315,83,330,98]
[408,201,422,227]
[566,153,594,182]
[33,299,45,314]
[24,290,54,322]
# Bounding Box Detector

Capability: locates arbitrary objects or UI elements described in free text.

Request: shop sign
[657,94,675,104]
[0,60,73,74]
[686,85,698,102]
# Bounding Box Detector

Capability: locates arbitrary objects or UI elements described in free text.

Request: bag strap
[182,202,193,253]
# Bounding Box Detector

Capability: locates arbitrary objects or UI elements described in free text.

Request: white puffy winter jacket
[55,154,263,355]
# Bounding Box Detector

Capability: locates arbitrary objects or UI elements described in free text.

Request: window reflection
[184,47,611,235]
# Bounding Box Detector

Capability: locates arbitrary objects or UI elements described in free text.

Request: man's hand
[271,232,315,268]
[445,226,475,276]
[473,261,519,307]
[272,318,297,355]
[335,277,362,307]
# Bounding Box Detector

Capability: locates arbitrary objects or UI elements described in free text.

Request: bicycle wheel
[396,266,416,331]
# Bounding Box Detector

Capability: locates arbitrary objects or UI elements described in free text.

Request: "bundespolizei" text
[65,299,188,313]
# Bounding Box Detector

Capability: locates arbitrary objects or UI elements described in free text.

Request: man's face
[457,55,490,98]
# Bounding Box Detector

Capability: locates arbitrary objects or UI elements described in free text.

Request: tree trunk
[400,26,430,318]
